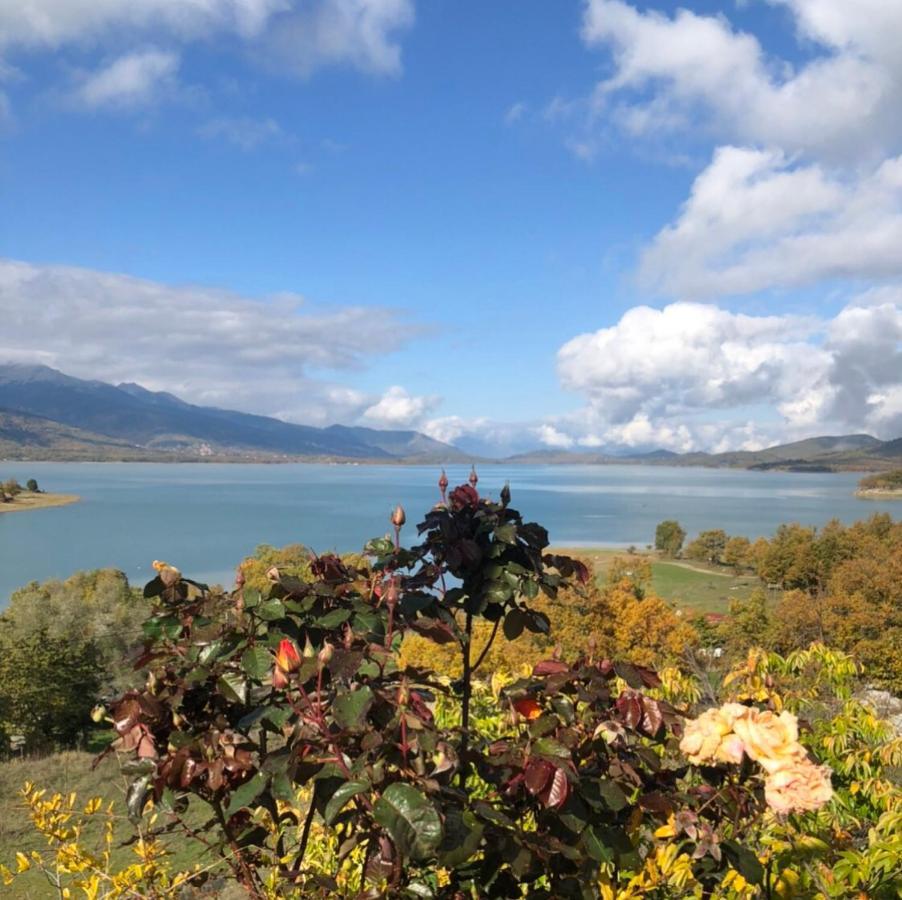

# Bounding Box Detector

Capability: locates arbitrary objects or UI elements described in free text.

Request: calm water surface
[0,462,896,604]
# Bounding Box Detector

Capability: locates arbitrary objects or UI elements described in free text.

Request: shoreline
[855,488,902,501]
[0,492,80,514]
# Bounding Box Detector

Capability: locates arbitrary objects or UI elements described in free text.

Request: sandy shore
[855,488,902,501]
[0,492,80,514]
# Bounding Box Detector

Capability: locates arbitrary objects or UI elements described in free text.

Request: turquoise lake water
[0,462,896,604]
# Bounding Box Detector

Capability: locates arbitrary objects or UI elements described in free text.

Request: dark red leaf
[525,759,555,796]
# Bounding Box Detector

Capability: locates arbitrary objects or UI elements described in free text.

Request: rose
[272,638,302,689]
[449,484,479,511]
[764,759,833,813]
[680,703,748,765]
[732,709,805,772]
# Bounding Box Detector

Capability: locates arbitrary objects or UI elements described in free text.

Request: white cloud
[0,0,283,47]
[554,299,902,450]
[264,0,414,77]
[535,424,574,449]
[504,101,527,125]
[640,146,902,299]
[362,385,439,428]
[0,257,423,425]
[72,49,179,108]
[0,0,415,114]
[197,115,283,149]
[580,0,902,160]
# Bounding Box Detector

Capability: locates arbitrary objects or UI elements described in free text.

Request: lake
[0,462,896,604]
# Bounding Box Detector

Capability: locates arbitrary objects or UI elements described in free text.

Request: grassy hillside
[556,547,760,615]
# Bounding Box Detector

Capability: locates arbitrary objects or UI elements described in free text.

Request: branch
[471,618,500,674]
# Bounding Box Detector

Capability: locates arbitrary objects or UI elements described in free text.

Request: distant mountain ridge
[508,433,900,472]
[1,364,898,470]
[0,364,468,463]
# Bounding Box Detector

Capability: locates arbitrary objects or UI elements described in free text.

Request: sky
[1,0,901,456]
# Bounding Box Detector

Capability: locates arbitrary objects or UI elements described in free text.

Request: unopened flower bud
[90,704,106,723]
[318,642,334,667]
[469,466,479,488]
[391,504,406,528]
[500,481,511,507]
[438,469,449,492]
[266,566,281,583]
[303,633,316,658]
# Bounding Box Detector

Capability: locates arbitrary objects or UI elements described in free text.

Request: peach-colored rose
[732,709,804,772]
[680,704,747,765]
[764,760,833,814]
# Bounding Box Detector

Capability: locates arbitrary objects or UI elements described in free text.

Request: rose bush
[4,478,898,898]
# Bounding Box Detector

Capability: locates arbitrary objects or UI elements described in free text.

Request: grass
[0,491,80,514]
[555,546,761,616]
[0,750,228,898]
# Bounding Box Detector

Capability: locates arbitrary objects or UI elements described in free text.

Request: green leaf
[324,780,369,825]
[494,523,517,544]
[226,772,269,817]
[256,599,286,621]
[241,646,272,680]
[218,672,248,705]
[316,608,352,629]
[242,588,262,609]
[332,686,374,730]
[503,608,526,640]
[723,840,765,885]
[271,773,295,803]
[597,779,629,812]
[373,783,443,860]
[198,640,225,666]
[126,775,151,823]
[438,808,484,869]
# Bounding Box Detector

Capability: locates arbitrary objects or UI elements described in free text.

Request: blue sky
[1,1,901,455]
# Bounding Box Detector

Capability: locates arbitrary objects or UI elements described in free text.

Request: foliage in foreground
[3,480,900,898]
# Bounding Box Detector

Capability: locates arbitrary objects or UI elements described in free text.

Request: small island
[0,477,79,514]
[855,469,902,500]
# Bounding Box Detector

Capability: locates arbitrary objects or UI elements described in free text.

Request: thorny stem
[458,611,474,788]
[212,798,263,898]
[293,791,318,873]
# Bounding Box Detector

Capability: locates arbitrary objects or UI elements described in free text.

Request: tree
[1,478,21,498]
[25,478,39,492]
[0,630,102,752]
[685,529,728,564]
[654,519,686,557]
[2,569,147,695]
[723,535,752,572]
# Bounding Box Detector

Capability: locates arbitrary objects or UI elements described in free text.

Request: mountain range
[0,364,898,470]
[0,364,467,463]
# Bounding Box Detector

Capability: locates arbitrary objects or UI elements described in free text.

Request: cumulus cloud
[553,300,902,450]
[535,424,574,449]
[0,257,423,426]
[640,146,902,299]
[580,0,902,160]
[362,385,439,428]
[0,0,415,114]
[72,49,180,109]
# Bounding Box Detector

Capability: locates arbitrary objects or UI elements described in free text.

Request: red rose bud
[272,665,289,690]
[274,638,302,673]
[449,484,479,511]
[469,466,479,488]
[438,469,449,502]
[391,504,406,527]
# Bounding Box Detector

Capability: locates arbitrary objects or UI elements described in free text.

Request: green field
[556,547,761,615]
[0,751,229,897]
